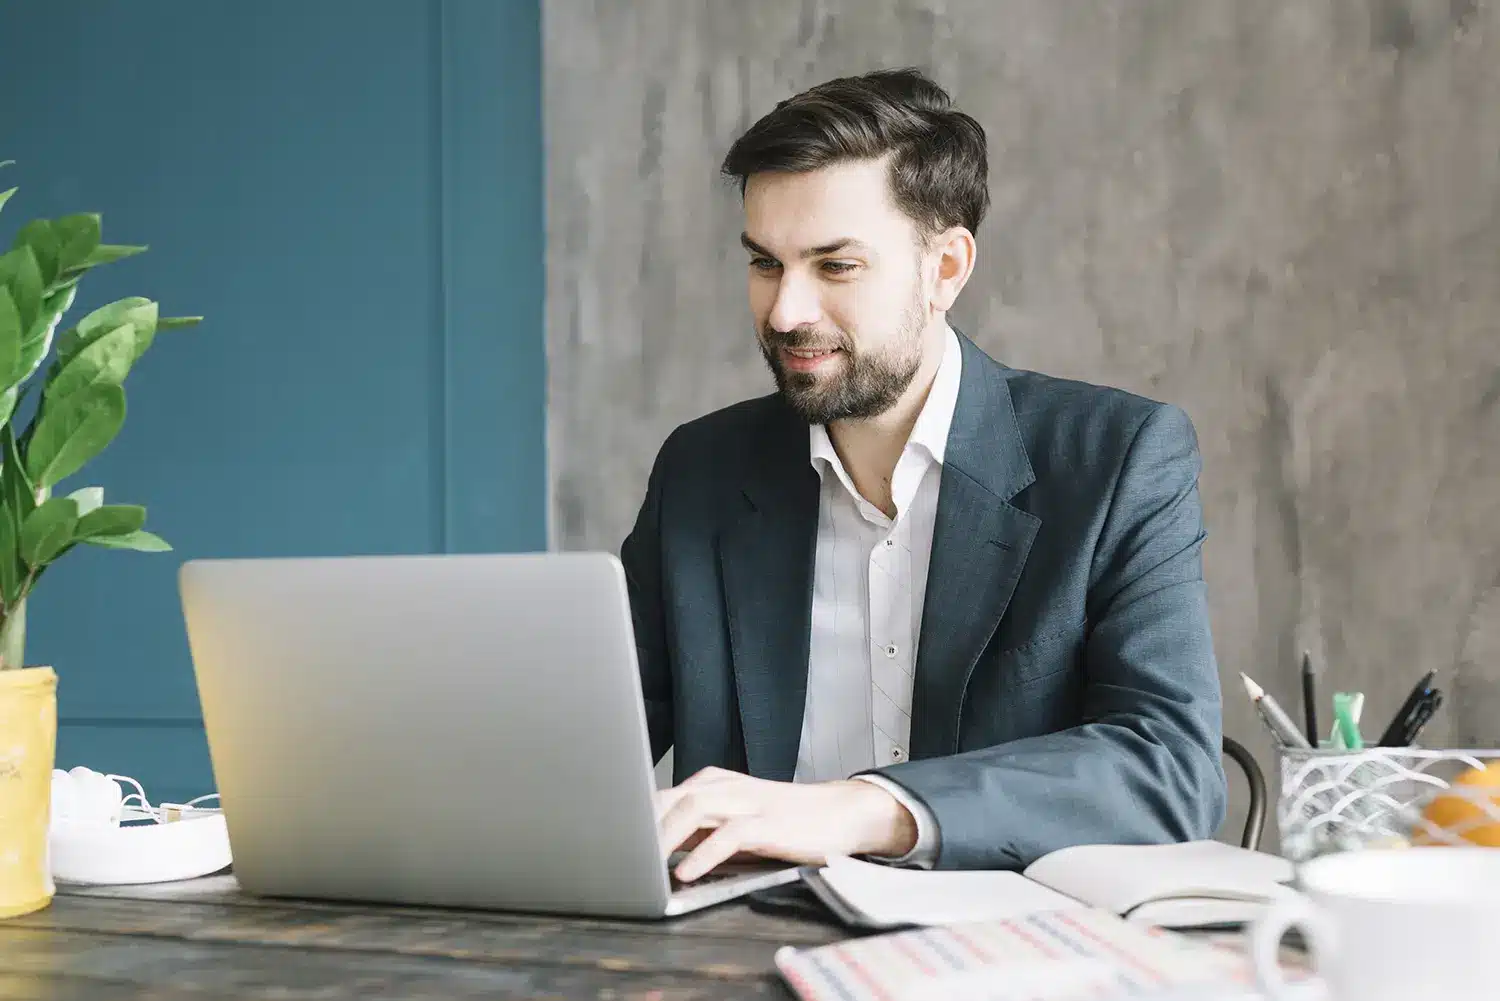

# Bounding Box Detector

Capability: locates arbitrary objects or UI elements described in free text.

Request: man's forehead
[743,159,892,212]
[742,162,909,253]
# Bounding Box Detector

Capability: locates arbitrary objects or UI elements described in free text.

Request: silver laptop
[178,551,801,918]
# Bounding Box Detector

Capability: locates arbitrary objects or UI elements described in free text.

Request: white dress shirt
[791,325,962,867]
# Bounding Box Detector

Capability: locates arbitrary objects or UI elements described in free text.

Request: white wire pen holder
[1276,746,1500,863]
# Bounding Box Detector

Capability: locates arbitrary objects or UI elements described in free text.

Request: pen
[1377,670,1436,747]
[1300,652,1319,746]
[1400,689,1444,746]
[1241,673,1312,749]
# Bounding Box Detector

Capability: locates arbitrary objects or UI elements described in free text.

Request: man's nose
[767,274,822,333]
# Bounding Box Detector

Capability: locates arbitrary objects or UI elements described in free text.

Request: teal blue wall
[0,0,545,804]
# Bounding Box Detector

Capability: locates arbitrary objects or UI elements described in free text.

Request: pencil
[1300,652,1319,746]
[1241,672,1313,749]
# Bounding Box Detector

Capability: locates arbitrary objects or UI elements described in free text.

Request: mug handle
[1247,894,1335,1000]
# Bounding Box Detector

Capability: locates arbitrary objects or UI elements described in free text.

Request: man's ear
[928,226,977,312]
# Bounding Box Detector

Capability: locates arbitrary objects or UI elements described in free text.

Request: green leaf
[60,243,145,276]
[57,297,156,367]
[0,500,18,605]
[53,214,101,274]
[18,330,56,388]
[66,486,104,517]
[156,315,203,332]
[75,503,144,539]
[14,247,43,329]
[0,387,15,429]
[43,271,79,299]
[45,322,135,404]
[0,188,15,214]
[23,383,127,489]
[0,245,43,334]
[1,424,35,528]
[32,280,75,336]
[12,220,59,286]
[1,426,36,598]
[11,388,38,458]
[0,247,20,287]
[0,289,20,385]
[48,327,77,368]
[84,529,169,552]
[77,297,155,340]
[19,496,78,567]
[15,282,74,386]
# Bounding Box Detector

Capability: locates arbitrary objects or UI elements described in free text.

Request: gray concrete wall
[545,0,1500,838]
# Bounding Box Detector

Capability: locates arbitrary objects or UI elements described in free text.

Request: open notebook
[803,840,1295,930]
[774,907,1324,1001]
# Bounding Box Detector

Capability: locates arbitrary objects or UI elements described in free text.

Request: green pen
[1333,692,1364,750]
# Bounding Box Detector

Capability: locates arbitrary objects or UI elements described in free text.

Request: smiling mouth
[779,346,843,372]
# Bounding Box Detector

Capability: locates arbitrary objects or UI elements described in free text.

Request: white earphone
[49,766,233,885]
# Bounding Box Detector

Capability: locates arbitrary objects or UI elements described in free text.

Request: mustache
[762,327,852,352]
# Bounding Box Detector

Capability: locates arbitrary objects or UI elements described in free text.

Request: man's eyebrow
[740,233,774,257]
[740,233,871,259]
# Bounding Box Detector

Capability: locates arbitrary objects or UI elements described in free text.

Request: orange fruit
[1414,763,1500,847]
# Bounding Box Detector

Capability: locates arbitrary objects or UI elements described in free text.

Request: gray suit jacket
[620,333,1227,870]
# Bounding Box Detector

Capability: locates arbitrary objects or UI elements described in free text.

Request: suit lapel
[719,400,820,780]
[909,335,1041,759]
[718,337,1040,772]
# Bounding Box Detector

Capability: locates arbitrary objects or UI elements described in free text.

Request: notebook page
[1124,896,1277,929]
[815,855,1085,926]
[774,907,1322,1001]
[1022,841,1294,916]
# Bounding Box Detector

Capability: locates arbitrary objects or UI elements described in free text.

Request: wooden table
[0,877,843,999]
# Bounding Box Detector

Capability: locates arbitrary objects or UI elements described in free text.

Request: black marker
[1376,670,1435,747]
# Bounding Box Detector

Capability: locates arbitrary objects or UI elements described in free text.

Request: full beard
[759,299,927,426]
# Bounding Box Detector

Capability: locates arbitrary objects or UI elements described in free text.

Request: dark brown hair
[721,68,989,241]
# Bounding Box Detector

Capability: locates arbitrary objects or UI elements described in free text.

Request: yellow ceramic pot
[0,665,56,919]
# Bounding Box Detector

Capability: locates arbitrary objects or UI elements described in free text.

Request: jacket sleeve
[862,403,1228,870]
[620,434,675,766]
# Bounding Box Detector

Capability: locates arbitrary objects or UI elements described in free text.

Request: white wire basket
[1277,747,1500,863]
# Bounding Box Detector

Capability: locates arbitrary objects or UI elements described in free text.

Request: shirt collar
[906,324,963,464]
[809,324,963,472]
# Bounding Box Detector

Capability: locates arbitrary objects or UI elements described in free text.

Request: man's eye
[821,261,858,275]
[750,257,780,272]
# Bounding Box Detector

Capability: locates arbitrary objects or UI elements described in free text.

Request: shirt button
[891,746,906,761]
[884,644,898,658]
[884,539,894,548]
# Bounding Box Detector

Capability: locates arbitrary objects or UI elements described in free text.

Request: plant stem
[0,598,25,670]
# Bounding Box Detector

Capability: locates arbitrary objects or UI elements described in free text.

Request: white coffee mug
[1248,846,1500,1000]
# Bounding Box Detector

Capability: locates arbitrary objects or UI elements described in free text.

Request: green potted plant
[0,162,199,918]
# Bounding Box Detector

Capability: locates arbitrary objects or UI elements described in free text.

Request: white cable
[48,767,232,885]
